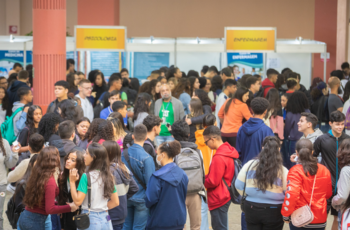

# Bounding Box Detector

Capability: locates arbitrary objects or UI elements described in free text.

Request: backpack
[1,107,23,145]
[255,86,270,98]
[174,147,204,194]
[222,158,243,204]
[6,184,25,229]
[345,106,350,130]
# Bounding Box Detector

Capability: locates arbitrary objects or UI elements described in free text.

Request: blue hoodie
[236,118,274,165]
[145,162,188,230]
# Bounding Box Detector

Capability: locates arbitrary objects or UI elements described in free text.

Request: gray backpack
[175,147,205,194]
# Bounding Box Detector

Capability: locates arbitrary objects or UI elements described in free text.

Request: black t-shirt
[18,126,38,147]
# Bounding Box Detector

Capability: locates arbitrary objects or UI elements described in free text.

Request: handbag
[240,161,255,213]
[291,174,317,227]
[73,172,91,229]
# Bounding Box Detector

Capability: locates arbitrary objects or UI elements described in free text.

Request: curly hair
[92,120,115,142]
[194,89,212,107]
[255,136,283,192]
[84,118,105,142]
[38,113,61,142]
[57,99,77,122]
[25,105,42,135]
[171,120,190,141]
[285,91,309,114]
[172,78,191,99]
[133,93,152,122]
[338,139,350,169]
[0,87,9,111]
[296,139,318,176]
[210,75,223,93]
[343,81,350,102]
[158,140,181,159]
[23,147,61,209]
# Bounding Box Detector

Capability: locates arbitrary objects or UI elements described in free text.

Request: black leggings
[222,136,237,148]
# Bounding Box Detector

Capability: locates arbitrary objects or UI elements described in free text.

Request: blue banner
[133,52,169,80]
[227,52,264,77]
[0,50,32,77]
[91,51,120,81]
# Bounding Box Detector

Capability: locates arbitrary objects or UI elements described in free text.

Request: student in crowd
[66,59,75,74]
[245,76,260,107]
[298,112,323,144]
[91,120,116,144]
[103,140,139,230]
[310,81,330,133]
[211,75,223,96]
[69,143,119,230]
[154,83,185,145]
[282,139,332,230]
[186,98,204,142]
[328,77,344,117]
[66,73,78,98]
[142,115,162,170]
[101,73,126,108]
[166,67,182,80]
[75,117,90,149]
[0,87,9,124]
[236,97,274,165]
[133,93,152,127]
[8,63,23,77]
[288,72,313,106]
[201,65,209,77]
[121,78,138,107]
[168,77,178,91]
[204,125,238,230]
[7,70,31,107]
[172,120,205,230]
[76,79,94,122]
[187,70,199,78]
[313,111,350,230]
[264,88,284,140]
[92,71,108,107]
[341,62,350,79]
[57,99,78,122]
[17,105,42,155]
[121,68,130,81]
[38,112,61,145]
[218,87,252,147]
[261,68,279,97]
[107,115,127,150]
[58,150,85,230]
[215,79,237,128]
[283,91,310,169]
[220,67,233,83]
[285,77,298,93]
[145,140,188,230]
[189,76,200,97]
[99,90,121,120]
[275,74,287,95]
[12,87,33,137]
[47,80,84,121]
[112,101,128,127]
[122,124,155,230]
[84,118,105,144]
[203,66,219,79]
[191,88,213,121]
[235,136,288,230]
[109,112,129,133]
[147,79,162,102]
[18,147,78,230]
[172,78,192,115]
[281,93,290,120]
[7,133,44,183]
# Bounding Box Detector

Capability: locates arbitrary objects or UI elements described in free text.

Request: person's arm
[70,171,87,206]
[313,136,322,158]
[144,175,161,208]
[204,156,225,189]
[338,107,344,112]
[178,100,185,122]
[3,141,18,169]
[127,176,139,199]
[121,92,128,104]
[332,167,350,206]
[182,93,191,115]
[191,105,212,125]
[15,112,27,134]
[236,128,242,156]
[242,104,253,120]
[7,159,28,183]
[281,168,302,219]
[218,100,227,120]
[142,157,156,186]
[234,161,253,195]
[45,178,72,214]
[107,187,119,210]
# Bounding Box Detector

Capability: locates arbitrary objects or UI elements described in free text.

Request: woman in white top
[69,143,119,230]
[133,93,152,127]
[0,87,9,126]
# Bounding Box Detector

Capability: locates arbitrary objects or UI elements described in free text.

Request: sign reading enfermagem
[75,26,126,51]
[225,27,276,52]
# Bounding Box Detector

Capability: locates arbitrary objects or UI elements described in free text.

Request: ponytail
[158,140,181,159]
[296,139,318,176]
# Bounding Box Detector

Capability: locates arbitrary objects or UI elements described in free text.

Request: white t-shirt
[76,94,94,121]
[215,92,228,128]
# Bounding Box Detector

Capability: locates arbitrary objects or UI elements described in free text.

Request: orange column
[32,0,66,113]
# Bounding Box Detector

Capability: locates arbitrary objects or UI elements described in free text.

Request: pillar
[32,0,66,113]
[336,0,349,68]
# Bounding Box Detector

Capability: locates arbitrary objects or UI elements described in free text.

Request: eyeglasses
[82,87,93,91]
[79,125,89,129]
[0,81,8,85]
[204,138,212,146]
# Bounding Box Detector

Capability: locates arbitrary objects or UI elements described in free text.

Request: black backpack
[6,184,25,229]
[255,86,270,97]
[222,158,243,204]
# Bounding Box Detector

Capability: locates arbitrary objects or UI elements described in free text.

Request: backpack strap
[144,140,156,153]
[123,149,147,190]
[86,172,91,213]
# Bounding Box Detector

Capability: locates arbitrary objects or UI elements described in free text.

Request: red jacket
[204,142,239,210]
[281,164,332,225]
[261,78,275,97]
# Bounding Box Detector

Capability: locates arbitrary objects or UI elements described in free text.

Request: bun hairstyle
[158,140,181,159]
[296,139,318,176]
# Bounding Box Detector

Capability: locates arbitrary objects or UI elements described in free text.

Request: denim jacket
[122,143,155,203]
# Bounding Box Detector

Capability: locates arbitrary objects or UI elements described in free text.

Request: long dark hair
[87,143,115,199]
[38,113,61,142]
[84,118,104,142]
[66,73,77,92]
[76,117,91,140]
[166,67,179,80]
[274,74,285,89]
[93,72,107,89]
[57,99,77,122]
[343,81,350,102]
[58,150,85,205]
[108,112,127,131]
[92,120,115,142]
[285,91,309,114]
[296,139,318,176]
[224,87,249,114]
[309,77,323,91]
[172,78,191,99]
[25,105,42,135]
[255,136,283,192]
[310,82,327,101]
[194,89,212,106]
[133,93,152,122]
[210,75,223,92]
[338,139,350,169]
[188,76,197,96]
[13,154,38,199]
[0,87,9,111]
[103,140,129,178]
[265,88,281,118]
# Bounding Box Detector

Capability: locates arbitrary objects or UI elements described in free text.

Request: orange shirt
[195,129,216,175]
[218,99,252,133]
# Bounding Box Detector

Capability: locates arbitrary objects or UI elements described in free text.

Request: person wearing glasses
[0,77,8,90]
[76,79,94,122]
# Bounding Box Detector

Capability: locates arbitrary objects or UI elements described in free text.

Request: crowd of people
[0,60,349,230]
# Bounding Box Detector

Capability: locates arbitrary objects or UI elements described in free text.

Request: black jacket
[143,138,160,170]
[313,132,350,191]
[7,81,30,104]
[299,84,313,108]
[311,95,329,123]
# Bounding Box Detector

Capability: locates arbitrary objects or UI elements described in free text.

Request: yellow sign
[75,26,126,50]
[225,27,276,52]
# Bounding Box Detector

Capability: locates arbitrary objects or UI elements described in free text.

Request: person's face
[0,88,5,100]
[0,79,8,90]
[154,125,161,136]
[227,85,237,95]
[155,82,161,94]
[55,86,68,99]
[95,75,103,87]
[160,85,171,99]
[242,91,250,103]
[251,81,260,93]
[77,121,90,136]
[160,72,165,77]
[257,76,262,85]
[109,95,121,107]
[156,151,165,166]
[84,150,94,166]
[118,105,127,118]
[175,69,182,79]
[15,66,22,73]
[74,74,80,86]
[204,79,211,93]
[193,78,200,90]
[168,81,175,90]
[33,108,42,124]
[270,74,278,83]
[24,90,33,103]
[114,79,122,90]
[344,68,350,75]
[65,152,77,170]
[80,83,92,97]
[69,63,75,73]
[329,121,345,136]
[121,71,129,79]
[297,116,311,133]
[233,67,239,76]
[160,78,167,84]
[203,136,215,150]
[281,95,288,108]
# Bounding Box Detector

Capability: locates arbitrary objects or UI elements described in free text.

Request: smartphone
[166,123,171,128]
[13,140,20,150]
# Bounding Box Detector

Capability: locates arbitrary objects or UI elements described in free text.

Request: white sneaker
[6,184,15,194]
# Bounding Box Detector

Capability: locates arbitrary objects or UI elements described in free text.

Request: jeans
[112,223,123,230]
[200,197,209,230]
[244,200,283,230]
[51,214,61,230]
[210,201,230,230]
[123,201,149,230]
[281,139,297,170]
[17,214,51,230]
[0,184,6,230]
[79,210,112,230]
[18,210,48,230]
[241,212,247,230]
[289,223,324,230]
[155,135,174,146]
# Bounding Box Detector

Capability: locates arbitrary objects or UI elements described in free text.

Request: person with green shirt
[154,83,185,146]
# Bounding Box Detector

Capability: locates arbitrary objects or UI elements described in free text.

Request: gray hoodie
[300,128,323,162]
[12,102,26,137]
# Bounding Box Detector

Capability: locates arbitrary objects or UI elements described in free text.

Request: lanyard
[162,102,170,112]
